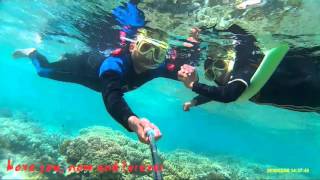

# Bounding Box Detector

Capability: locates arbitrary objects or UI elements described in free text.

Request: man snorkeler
[178,24,320,113]
[12,0,201,144]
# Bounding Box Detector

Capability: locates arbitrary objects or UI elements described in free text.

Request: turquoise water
[1,0,320,179]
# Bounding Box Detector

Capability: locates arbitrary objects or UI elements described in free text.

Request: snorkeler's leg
[13,48,37,59]
[46,52,104,92]
[13,48,86,81]
[13,48,55,77]
[13,48,104,91]
[30,52,96,84]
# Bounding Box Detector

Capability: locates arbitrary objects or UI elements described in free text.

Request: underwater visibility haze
[0,0,320,179]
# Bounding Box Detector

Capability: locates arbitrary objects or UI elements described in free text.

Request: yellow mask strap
[136,34,169,50]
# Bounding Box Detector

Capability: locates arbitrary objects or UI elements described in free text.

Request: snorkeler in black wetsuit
[12,0,201,143]
[179,24,320,112]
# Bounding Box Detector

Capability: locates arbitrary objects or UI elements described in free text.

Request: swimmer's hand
[178,64,199,89]
[183,99,198,112]
[183,101,193,111]
[128,116,162,144]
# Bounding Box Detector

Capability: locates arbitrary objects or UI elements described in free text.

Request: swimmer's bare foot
[12,48,36,59]
[236,0,265,9]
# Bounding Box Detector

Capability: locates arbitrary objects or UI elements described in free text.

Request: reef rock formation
[140,0,320,49]
[0,117,308,179]
[60,126,231,179]
[0,117,65,179]
[60,126,307,180]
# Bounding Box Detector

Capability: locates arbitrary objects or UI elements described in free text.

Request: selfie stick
[147,130,163,180]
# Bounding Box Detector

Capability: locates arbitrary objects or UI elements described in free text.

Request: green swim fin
[237,44,289,102]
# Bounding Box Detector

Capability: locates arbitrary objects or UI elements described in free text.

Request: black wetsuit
[192,25,320,112]
[192,25,261,103]
[257,48,320,111]
[26,0,201,131]
[26,0,205,132]
[31,52,105,92]
[30,38,200,130]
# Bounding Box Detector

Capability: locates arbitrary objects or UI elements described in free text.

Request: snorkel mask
[204,44,236,85]
[204,57,235,85]
[125,28,170,73]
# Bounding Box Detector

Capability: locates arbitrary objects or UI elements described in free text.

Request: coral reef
[0,108,12,118]
[60,126,232,180]
[162,150,229,179]
[0,117,65,179]
[60,127,308,180]
[60,126,153,179]
[0,117,309,179]
[139,0,319,49]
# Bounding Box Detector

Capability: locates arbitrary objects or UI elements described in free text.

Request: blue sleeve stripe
[99,56,124,77]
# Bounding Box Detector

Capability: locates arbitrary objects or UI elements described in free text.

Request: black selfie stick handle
[147,130,163,180]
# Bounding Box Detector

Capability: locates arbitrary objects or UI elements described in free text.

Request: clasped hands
[178,64,199,111]
[178,64,199,89]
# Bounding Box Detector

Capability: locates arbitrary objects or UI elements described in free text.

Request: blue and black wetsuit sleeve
[101,72,135,132]
[191,81,247,105]
[99,56,135,132]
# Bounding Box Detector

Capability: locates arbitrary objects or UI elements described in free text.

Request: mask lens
[205,69,216,81]
[154,48,160,60]
[139,42,153,54]
[213,60,226,70]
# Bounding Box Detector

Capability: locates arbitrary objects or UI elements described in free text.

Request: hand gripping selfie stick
[147,130,163,180]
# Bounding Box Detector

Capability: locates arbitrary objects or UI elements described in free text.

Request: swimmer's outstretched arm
[100,71,136,132]
[100,71,161,143]
[178,64,246,103]
[178,64,247,110]
[182,82,247,111]
[191,81,246,103]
